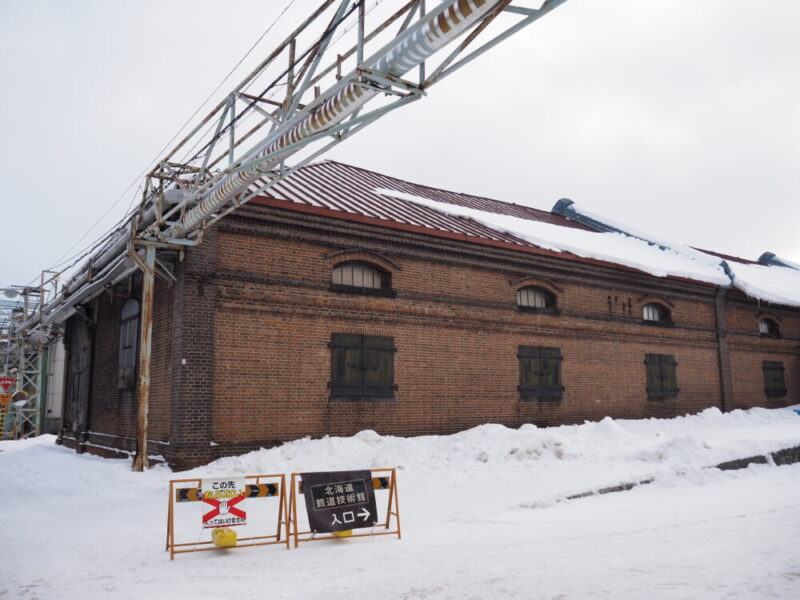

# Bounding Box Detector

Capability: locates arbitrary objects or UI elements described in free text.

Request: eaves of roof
[249,194,717,289]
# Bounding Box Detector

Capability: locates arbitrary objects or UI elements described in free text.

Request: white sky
[1,0,799,289]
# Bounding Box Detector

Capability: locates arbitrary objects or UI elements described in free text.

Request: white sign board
[201,477,247,529]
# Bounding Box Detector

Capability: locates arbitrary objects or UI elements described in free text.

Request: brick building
[58,161,800,469]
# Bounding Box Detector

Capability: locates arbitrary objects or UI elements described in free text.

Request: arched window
[759,318,780,337]
[331,262,394,297]
[517,286,556,312]
[643,303,670,323]
[118,299,139,390]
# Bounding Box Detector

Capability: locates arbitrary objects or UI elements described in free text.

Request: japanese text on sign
[310,480,368,510]
[300,470,378,533]
[201,477,247,529]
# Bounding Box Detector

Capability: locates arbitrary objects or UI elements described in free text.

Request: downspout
[713,286,734,412]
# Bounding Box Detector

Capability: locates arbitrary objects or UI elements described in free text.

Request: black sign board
[300,470,378,533]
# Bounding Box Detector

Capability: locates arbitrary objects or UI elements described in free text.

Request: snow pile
[2,406,800,599]
[190,406,798,498]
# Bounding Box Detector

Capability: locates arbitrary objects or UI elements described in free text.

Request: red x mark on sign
[202,494,246,524]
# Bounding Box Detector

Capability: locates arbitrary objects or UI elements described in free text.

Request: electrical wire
[181,0,388,170]
[34,0,388,291]
[39,0,299,284]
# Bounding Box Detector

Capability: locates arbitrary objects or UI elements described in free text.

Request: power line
[42,0,298,282]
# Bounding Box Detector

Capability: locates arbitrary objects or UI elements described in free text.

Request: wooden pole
[133,245,155,471]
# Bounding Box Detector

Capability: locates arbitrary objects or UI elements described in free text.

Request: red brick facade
[59,203,800,470]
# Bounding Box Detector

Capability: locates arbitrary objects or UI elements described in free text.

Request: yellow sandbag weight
[211,527,237,547]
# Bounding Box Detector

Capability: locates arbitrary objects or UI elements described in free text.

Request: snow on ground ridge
[2,406,800,599]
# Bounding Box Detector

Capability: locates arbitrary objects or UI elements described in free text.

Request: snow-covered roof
[560,200,800,308]
[374,189,732,287]
[257,160,800,308]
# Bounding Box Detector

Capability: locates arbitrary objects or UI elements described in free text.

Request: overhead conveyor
[7,0,570,466]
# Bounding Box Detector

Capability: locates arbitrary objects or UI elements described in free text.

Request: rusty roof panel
[248,160,592,246]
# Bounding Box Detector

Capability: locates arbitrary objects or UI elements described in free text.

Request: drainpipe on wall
[713,286,734,412]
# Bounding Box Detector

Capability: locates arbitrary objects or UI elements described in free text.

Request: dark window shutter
[644,354,660,391]
[330,334,396,401]
[518,346,563,402]
[363,336,395,398]
[763,361,787,397]
[645,353,678,400]
[118,299,140,390]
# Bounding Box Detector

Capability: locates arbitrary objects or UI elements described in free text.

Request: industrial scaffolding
[6,0,569,466]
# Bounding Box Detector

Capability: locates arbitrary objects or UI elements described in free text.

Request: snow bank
[181,405,800,500]
[2,407,800,599]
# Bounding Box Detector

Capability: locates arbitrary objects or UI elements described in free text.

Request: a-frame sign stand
[166,473,288,559]
[287,467,401,547]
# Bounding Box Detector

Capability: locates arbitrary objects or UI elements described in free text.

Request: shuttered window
[763,361,787,398]
[329,334,396,401]
[518,346,564,402]
[118,299,139,390]
[645,354,678,400]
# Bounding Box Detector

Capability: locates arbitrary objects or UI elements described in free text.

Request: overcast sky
[1,0,798,291]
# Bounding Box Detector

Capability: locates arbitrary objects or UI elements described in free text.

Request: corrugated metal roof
[693,248,757,265]
[248,160,592,247]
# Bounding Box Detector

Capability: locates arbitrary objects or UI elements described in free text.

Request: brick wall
[163,229,218,470]
[61,204,800,468]
[60,263,175,460]
[198,205,795,461]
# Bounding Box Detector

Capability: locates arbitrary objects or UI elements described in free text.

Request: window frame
[758,318,781,338]
[517,345,564,402]
[329,333,397,402]
[118,298,140,391]
[762,360,787,398]
[516,286,559,315]
[642,303,673,327]
[330,261,395,298]
[644,353,679,400]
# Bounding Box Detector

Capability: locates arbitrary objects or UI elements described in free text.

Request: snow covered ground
[2,406,800,599]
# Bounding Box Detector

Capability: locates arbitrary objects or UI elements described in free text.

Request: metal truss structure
[1,275,58,439]
[9,0,570,466]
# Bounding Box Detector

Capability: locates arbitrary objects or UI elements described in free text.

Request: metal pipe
[169,0,497,237]
[28,0,503,331]
[35,254,137,329]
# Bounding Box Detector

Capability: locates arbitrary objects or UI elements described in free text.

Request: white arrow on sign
[359,508,371,522]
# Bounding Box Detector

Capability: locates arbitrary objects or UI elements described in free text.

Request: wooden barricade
[166,473,288,560]
[0,395,10,439]
[287,467,401,547]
